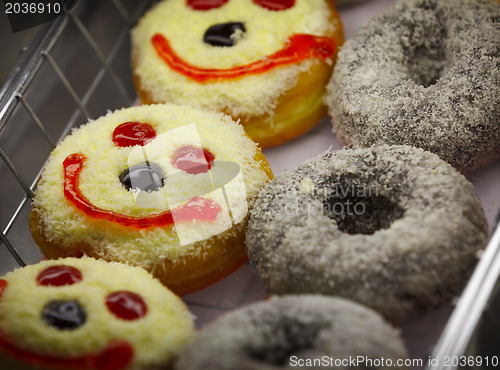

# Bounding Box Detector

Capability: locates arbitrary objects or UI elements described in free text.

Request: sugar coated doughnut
[325,0,500,172]
[132,0,344,148]
[246,145,488,323]
[0,258,194,370]
[175,295,408,370]
[30,104,272,295]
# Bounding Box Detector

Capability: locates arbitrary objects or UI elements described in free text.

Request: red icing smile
[151,33,336,83]
[0,331,133,370]
[0,280,7,301]
[63,153,221,229]
[0,280,133,370]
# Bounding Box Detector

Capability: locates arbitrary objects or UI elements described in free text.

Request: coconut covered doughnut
[325,0,500,172]
[132,0,344,148]
[0,258,194,370]
[30,104,272,296]
[246,145,488,323]
[175,295,408,370]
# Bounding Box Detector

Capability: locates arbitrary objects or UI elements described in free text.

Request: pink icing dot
[172,145,215,175]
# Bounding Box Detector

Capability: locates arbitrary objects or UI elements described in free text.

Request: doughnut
[325,0,500,172]
[30,104,272,296]
[0,258,194,370]
[131,0,344,148]
[175,295,409,369]
[246,145,489,323]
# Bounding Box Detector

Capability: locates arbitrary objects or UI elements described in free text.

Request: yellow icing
[32,104,269,267]
[131,0,340,118]
[0,258,194,368]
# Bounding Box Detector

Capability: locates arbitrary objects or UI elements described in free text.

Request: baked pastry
[30,104,272,295]
[325,0,500,172]
[175,295,409,369]
[0,258,194,369]
[246,145,489,323]
[132,0,344,147]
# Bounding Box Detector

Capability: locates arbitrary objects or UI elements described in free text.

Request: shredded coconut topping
[325,0,500,172]
[246,145,488,322]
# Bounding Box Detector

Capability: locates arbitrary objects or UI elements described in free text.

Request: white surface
[182,0,500,367]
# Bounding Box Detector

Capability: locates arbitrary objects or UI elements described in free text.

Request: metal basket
[0,0,154,271]
[1,1,499,368]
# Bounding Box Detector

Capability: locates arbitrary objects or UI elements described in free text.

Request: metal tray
[0,0,499,368]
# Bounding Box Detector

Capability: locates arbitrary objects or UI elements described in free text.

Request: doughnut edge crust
[325,0,500,172]
[246,145,489,323]
[174,295,409,370]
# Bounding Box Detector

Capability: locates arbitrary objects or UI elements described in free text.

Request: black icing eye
[119,162,165,192]
[42,300,86,330]
[203,22,246,47]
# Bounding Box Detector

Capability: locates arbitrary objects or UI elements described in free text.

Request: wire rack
[0,0,155,272]
[1,0,500,367]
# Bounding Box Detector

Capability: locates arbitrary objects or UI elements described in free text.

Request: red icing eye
[106,291,147,321]
[253,0,294,10]
[0,280,7,300]
[187,0,228,10]
[173,196,221,221]
[112,122,157,148]
[172,145,215,175]
[37,266,83,286]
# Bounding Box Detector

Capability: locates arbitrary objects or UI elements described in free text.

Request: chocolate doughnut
[175,295,409,369]
[325,0,500,172]
[246,145,489,323]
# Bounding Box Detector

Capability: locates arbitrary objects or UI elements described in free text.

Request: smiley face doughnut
[131,0,344,148]
[0,258,194,370]
[30,104,272,296]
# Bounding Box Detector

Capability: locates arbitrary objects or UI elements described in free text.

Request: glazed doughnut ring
[325,0,500,172]
[246,145,489,323]
[175,295,408,369]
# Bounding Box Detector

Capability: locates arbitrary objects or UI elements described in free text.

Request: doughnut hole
[400,6,450,87]
[246,322,322,365]
[323,186,404,235]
